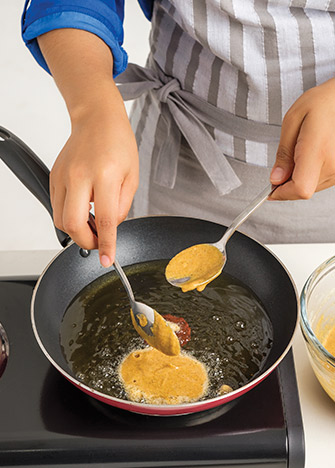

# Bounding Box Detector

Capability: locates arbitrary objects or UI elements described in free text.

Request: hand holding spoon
[165,184,277,292]
[88,214,180,356]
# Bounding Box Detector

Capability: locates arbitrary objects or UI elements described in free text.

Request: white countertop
[1,244,335,467]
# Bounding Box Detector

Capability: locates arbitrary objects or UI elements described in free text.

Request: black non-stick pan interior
[32,216,298,381]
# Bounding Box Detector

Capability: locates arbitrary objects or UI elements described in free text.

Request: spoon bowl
[112,259,155,336]
[166,184,277,292]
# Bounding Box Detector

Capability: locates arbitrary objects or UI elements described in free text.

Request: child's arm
[38,28,139,267]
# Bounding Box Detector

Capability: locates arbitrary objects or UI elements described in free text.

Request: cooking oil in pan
[60,260,273,402]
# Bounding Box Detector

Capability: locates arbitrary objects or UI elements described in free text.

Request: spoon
[165,183,277,292]
[88,214,180,356]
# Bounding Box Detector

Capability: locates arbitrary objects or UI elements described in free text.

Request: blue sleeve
[21,0,153,78]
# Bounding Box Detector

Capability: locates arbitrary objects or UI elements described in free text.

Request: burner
[0,322,9,378]
[0,279,305,467]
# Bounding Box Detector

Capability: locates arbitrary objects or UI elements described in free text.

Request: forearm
[37,28,138,266]
[37,28,126,123]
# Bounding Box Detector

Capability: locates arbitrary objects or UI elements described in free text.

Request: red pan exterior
[63,361,275,416]
[31,216,299,416]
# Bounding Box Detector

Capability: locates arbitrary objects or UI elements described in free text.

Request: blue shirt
[21,0,153,77]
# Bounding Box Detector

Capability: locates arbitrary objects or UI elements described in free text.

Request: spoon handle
[87,213,135,304]
[214,183,277,251]
[113,259,135,304]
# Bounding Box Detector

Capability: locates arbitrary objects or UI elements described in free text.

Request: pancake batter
[165,244,224,292]
[130,308,180,356]
[119,347,208,405]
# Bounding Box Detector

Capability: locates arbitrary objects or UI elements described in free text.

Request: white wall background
[0,0,150,251]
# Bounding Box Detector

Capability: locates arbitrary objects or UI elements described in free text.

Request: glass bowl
[300,256,335,401]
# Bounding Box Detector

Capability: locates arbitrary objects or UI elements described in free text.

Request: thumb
[270,145,295,185]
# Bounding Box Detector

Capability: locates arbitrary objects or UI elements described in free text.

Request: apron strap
[116,62,281,196]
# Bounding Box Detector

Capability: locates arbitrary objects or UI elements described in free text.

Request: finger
[62,185,98,250]
[50,182,55,208]
[270,109,305,186]
[94,179,121,267]
[271,114,323,200]
[117,175,138,224]
[51,186,67,231]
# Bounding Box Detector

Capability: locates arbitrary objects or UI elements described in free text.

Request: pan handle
[0,126,70,247]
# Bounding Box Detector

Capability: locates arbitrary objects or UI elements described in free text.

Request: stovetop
[0,278,305,468]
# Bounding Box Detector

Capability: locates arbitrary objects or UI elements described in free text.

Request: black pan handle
[0,126,70,247]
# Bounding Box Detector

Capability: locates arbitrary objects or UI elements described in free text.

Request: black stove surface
[0,279,305,468]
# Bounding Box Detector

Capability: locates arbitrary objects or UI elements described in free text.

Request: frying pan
[0,126,299,416]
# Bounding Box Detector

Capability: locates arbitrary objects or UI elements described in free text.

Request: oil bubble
[235,320,246,330]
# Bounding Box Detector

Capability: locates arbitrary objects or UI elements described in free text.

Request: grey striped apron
[117,0,335,244]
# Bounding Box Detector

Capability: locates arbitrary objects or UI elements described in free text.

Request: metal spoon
[113,258,155,336]
[87,213,154,336]
[166,183,277,291]
[88,214,181,356]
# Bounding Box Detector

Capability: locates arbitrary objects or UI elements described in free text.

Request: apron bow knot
[116,61,281,197]
[155,78,181,103]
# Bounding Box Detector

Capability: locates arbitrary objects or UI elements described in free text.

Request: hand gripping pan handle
[0,126,70,247]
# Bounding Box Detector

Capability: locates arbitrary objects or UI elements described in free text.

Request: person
[21,0,335,267]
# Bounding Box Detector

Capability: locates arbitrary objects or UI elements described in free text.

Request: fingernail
[270,166,286,183]
[100,255,111,268]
